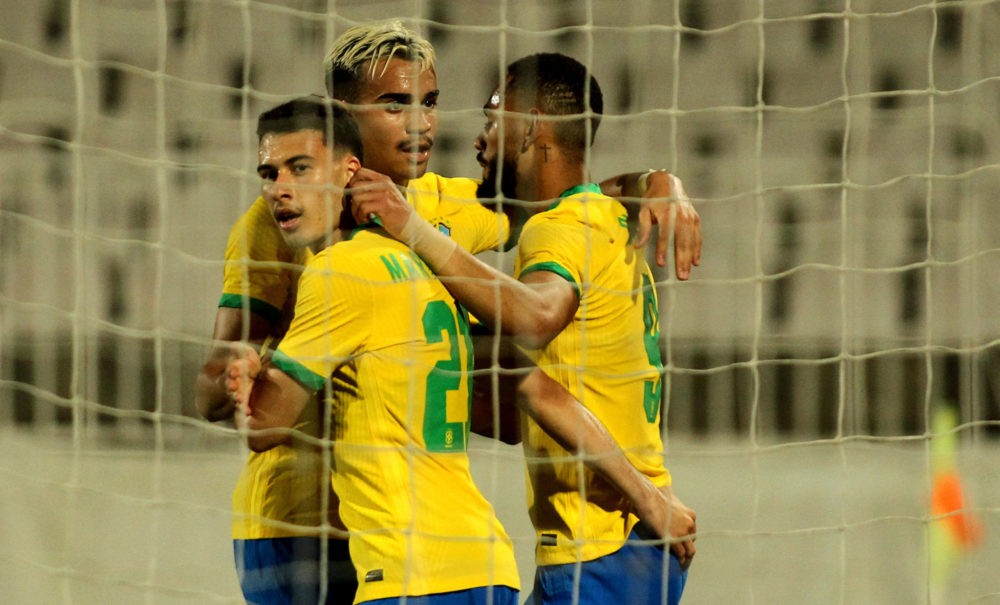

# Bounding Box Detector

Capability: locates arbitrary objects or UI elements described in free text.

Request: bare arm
[516,367,669,522]
[599,170,702,278]
[350,168,575,349]
[194,306,274,423]
[516,360,696,566]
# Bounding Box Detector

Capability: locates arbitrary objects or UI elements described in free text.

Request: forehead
[258,129,328,160]
[356,57,437,99]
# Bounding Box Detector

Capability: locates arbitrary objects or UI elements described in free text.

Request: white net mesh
[1,1,998,603]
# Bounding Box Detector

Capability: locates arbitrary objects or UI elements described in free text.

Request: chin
[281,229,314,251]
[281,235,305,250]
[406,165,428,180]
[403,157,429,175]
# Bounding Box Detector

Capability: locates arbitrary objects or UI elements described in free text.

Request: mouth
[273,207,302,231]
[400,139,433,164]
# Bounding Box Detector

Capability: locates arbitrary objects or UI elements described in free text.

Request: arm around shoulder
[599,170,702,278]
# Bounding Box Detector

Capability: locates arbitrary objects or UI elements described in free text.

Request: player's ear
[346,154,361,180]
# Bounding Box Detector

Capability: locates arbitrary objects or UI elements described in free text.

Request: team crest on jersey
[433,219,452,237]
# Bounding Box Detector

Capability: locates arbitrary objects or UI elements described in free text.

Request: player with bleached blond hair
[350,52,696,605]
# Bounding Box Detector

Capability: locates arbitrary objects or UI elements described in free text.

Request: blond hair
[324,20,436,101]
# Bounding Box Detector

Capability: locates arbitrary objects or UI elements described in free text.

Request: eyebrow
[257,154,315,172]
[375,89,440,104]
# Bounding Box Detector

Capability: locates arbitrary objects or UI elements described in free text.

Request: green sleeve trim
[218,293,282,323]
[519,261,581,298]
[270,349,327,392]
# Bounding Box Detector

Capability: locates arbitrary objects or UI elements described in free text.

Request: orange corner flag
[929,406,983,599]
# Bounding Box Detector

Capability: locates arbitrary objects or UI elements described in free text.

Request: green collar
[547,182,601,210]
[349,216,383,240]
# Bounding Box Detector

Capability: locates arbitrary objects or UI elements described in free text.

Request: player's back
[283,227,520,601]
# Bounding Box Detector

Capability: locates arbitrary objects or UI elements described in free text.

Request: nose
[406,105,434,134]
[266,168,294,198]
[474,131,487,163]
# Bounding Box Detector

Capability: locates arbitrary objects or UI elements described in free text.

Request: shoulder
[304,230,416,279]
[535,192,626,233]
[560,190,623,217]
[409,172,479,199]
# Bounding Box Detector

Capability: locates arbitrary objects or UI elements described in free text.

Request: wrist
[399,211,458,269]
[637,169,659,196]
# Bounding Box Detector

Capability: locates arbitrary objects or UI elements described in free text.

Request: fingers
[346,169,413,234]
[633,200,672,268]
[224,360,248,413]
[632,203,653,249]
[667,174,700,280]
[671,538,696,571]
[672,204,701,281]
[665,490,697,569]
[349,167,386,185]
[669,514,697,570]
[632,172,703,277]
[348,169,385,224]
[224,347,261,415]
[655,210,672,269]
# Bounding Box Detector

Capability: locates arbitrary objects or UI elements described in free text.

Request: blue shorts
[527,528,687,605]
[361,586,519,605]
[234,537,357,605]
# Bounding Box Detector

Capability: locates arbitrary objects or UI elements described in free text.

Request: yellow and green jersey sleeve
[272,229,519,601]
[515,183,670,566]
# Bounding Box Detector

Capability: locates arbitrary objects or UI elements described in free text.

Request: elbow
[507,289,574,349]
[515,333,550,351]
[511,316,562,350]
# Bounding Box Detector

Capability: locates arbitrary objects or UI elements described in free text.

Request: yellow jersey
[221,173,509,540]
[221,197,333,539]
[514,183,670,566]
[272,227,520,602]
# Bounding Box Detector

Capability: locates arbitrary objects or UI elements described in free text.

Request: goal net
[0,0,997,603]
